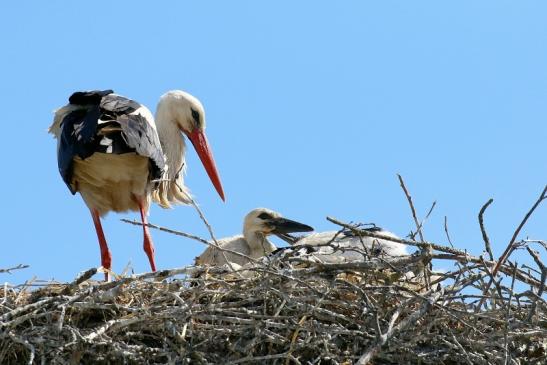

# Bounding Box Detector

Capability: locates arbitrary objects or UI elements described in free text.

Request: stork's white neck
[244,231,277,258]
[150,99,192,207]
[155,102,186,180]
[150,90,207,206]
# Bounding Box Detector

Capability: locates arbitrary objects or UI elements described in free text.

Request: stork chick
[195,208,314,267]
[289,227,409,263]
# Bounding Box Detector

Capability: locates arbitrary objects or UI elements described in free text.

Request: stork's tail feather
[152,176,192,208]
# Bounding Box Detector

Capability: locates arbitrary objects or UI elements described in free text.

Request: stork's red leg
[137,199,157,272]
[90,209,112,281]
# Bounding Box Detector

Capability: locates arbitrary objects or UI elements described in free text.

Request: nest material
[1,232,546,365]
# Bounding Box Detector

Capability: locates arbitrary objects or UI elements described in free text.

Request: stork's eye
[257,212,273,220]
[191,108,200,124]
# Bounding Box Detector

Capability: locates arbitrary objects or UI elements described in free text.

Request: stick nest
[1,231,546,365]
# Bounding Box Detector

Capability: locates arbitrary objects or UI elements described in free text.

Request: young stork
[195,208,314,267]
[285,227,409,263]
[49,90,224,279]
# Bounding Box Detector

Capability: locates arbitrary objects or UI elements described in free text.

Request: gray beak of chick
[269,217,314,235]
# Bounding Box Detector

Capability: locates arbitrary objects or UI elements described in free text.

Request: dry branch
[478,185,547,309]
[0,265,29,275]
[479,198,495,261]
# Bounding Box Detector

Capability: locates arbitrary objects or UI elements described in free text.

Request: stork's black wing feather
[57,90,165,194]
[98,94,165,181]
[115,113,165,181]
[58,92,107,193]
[99,94,140,115]
[69,89,113,105]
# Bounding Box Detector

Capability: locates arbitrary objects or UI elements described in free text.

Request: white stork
[49,90,225,279]
[195,208,313,267]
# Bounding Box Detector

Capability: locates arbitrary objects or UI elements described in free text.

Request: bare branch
[0,264,29,274]
[526,247,546,322]
[397,174,425,242]
[478,185,547,308]
[478,198,494,261]
[121,219,257,266]
[357,289,444,364]
[444,216,454,248]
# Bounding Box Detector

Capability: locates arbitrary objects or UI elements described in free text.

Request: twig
[444,216,454,248]
[522,239,547,250]
[526,247,546,322]
[174,180,240,273]
[290,255,422,275]
[397,174,425,242]
[7,332,35,365]
[477,256,505,310]
[450,331,474,365]
[0,296,59,323]
[431,253,542,289]
[121,218,210,246]
[84,316,144,341]
[326,216,466,256]
[418,200,437,239]
[61,268,97,295]
[504,264,518,365]
[357,289,444,364]
[397,174,432,290]
[285,315,307,365]
[231,353,301,364]
[478,198,495,261]
[0,264,29,274]
[121,219,257,265]
[478,185,547,309]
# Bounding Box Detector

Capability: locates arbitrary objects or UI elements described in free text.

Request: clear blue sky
[1,1,545,284]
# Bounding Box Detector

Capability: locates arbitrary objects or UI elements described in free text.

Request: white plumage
[195,208,313,267]
[50,90,225,279]
[292,229,409,264]
[195,207,409,271]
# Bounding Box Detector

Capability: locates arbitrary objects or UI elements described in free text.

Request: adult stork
[49,90,225,279]
[195,208,313,267]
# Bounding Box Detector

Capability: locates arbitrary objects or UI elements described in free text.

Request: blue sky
[1,1,545,284]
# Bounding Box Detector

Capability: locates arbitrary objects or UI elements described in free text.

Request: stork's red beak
[186,129,225,201]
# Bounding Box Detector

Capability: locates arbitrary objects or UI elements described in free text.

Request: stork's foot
[99,242,112,281]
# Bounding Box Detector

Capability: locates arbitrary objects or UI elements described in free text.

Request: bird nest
[1,227,546,365]
[2,183,546,364]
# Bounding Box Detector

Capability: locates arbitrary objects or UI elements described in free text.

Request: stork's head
[157,90,225,201]
[243,208,314,239]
